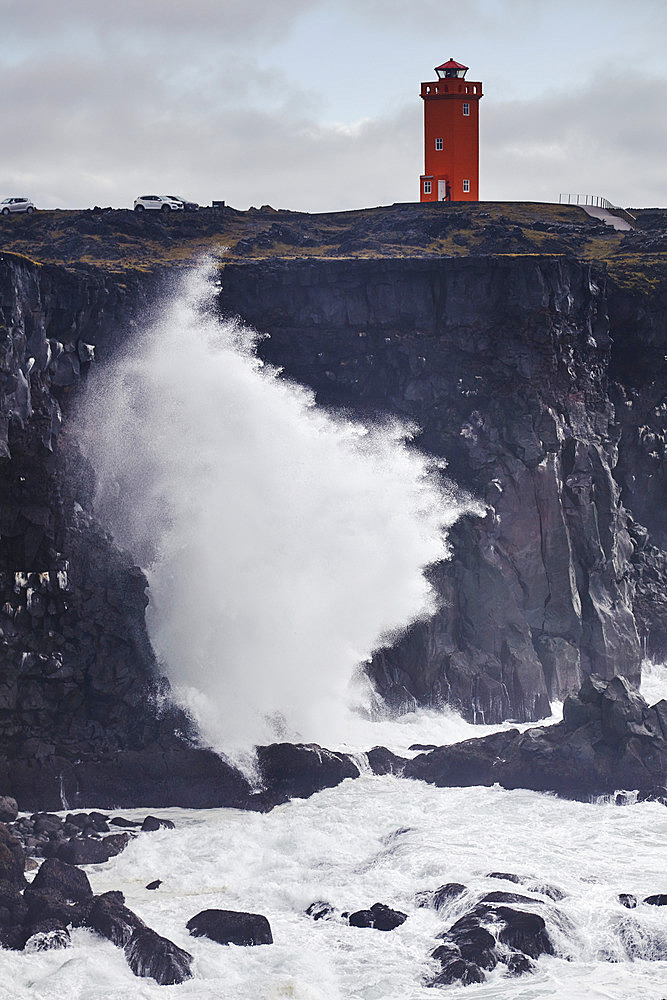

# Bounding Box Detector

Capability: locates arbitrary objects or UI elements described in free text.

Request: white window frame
[435,137,443,151]
[423,180,432,194]
[463,103,470,116]
[463,179,470,193]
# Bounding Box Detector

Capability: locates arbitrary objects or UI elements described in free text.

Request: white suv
[1,197,36,215]
[133,195,183,213]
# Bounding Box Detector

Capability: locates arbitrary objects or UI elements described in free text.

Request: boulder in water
[440,913,498,970]
[644,894,667,906]
[495,906,554,958]
[125,926,193,985]
[57,833,129,864]
[87,894,145,948]
[23,919,70,952]
[366,747,407,775]
[141,815,175,832]
[405,676,667,799]
[431,956,485,986]
[348,902,407,931]
[253,743,360,808]
[415,882,466,910]
[504,952,535,976]
[28,857,93,902]
[186,908,273,946]
[305,900,337,921]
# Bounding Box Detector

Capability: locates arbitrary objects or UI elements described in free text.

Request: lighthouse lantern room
[420,59,482,202]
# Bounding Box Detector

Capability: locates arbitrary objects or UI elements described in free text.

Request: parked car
[133,195,183,213]
[167,195,200,211]
[1,197,36,215]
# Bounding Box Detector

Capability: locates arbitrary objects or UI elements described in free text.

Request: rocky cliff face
[218,256,665,723]
[0,245,664,807]
[0,254,247,808]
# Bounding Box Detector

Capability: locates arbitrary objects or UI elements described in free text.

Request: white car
[133,195,183,213]
[1,197,36,215]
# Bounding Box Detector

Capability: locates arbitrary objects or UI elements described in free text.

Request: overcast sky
[1,0,665,212]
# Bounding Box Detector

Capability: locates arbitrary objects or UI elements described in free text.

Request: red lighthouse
[419,59,483,203]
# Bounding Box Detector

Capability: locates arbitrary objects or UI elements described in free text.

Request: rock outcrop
[404,674,667,798]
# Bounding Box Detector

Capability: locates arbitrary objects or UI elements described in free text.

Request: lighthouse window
[435,138,443,150]
[423,181,432,194]
[463,179,470,193]
[463,103,470,116]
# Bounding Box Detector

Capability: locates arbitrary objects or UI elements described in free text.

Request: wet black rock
[348,902,407,931]
[0,879,29,949]
[431,957,485,986]
[146,879,162,890]
[495,906,554,958]
[505,952,535,976]
[365,746,407,775]
[87,893,145,948]
[306,900,337,921]
[187,908,274,946]
[125,926,193,985]
[28,857,92,902]
[644,894,667,906]
[84,892,192,984]
[110,816,142,828]
[427,888,557,986]
[253,743,359,808]
[405,675,667,799]
[481,890,544,906]
[440,914,498,970]
[415,882,466,910]
[57,832,130,864]
[22,887,86,934]
[619,893,637,909]
[486,873,565,901]
[23,921,71,952]
[141,816,175,832]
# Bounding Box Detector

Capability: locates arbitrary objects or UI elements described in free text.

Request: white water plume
[79,264,479,753]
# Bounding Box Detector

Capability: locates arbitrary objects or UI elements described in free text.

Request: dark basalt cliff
[218,256,666,722]
[0,209,665,804]
[0,254,248,809]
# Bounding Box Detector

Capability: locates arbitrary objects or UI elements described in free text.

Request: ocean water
[5,768,666,1000]
[6,665,666,1000]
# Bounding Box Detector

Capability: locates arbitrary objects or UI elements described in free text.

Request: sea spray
[78,263,481,754]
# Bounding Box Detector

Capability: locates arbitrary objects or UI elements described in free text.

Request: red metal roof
[435,58,468,70]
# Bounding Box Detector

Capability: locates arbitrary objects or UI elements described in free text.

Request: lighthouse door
[438,180,447,201]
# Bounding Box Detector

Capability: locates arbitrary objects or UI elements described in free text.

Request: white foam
[641,659,667,707]
[7,781,666,999]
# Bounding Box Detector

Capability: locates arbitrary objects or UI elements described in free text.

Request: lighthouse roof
[435,58,468,71]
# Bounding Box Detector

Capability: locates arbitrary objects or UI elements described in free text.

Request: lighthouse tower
[419,59,483,202]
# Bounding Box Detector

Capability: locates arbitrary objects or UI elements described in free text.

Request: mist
[78,264,480,754]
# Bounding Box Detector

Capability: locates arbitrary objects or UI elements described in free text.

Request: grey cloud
[482,74,667,205]
[0,0,318,46]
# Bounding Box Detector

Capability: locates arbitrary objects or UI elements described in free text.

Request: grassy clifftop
[1,201,665,291]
